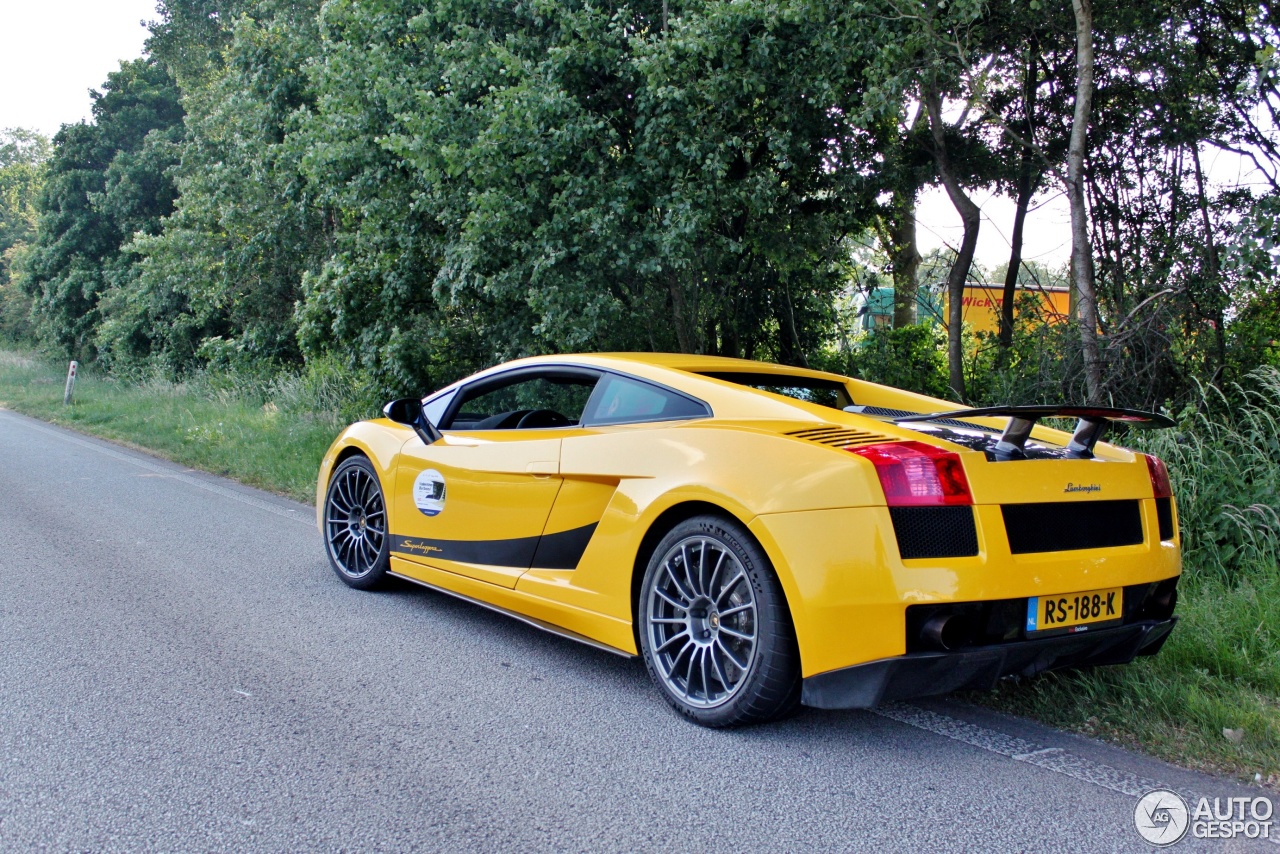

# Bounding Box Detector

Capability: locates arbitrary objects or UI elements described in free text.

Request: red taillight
[1144,454,1173,499]
[849,441,973,506]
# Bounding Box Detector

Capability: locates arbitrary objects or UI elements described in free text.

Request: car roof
[454,352,858,423]
[514,352,852,383]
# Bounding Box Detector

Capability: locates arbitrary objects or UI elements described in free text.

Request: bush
[1131,368,1280,586]
[832,324,953,400]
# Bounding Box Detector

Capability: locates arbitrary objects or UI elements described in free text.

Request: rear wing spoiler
[892,405,1176,459]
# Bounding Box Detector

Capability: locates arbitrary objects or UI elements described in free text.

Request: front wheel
[323,456,391,590]
[638,515,800,727]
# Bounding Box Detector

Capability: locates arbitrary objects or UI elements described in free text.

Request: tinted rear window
[697,371,852,410]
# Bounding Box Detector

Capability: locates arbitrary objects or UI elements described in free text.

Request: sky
[0,0,157,137]
[0,0,1077,269]
[916,185,1074,273]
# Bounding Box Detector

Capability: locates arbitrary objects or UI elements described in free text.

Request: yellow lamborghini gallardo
[317,354,1180,727]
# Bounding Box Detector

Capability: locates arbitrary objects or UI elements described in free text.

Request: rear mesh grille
[1156,497,1174,541]
[1003,500,1143,554]
[787,426,889,448]
[890,507,980,559]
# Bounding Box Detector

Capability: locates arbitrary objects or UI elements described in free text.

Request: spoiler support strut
[893,405,1176,460]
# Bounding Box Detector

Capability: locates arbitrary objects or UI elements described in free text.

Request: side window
[422,389,456,427]
[443,372,599,430]
[583,374,710,426]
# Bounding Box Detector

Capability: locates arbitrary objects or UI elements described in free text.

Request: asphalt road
[0,409,1272,853]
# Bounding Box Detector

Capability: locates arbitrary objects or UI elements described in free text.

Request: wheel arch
[629,500,802,657]
[332,444,369,470]
[321,447,393,590]
[315,421,411,531]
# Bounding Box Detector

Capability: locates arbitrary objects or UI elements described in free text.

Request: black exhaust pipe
[1148,581,1178,619]
[921,614,971,651]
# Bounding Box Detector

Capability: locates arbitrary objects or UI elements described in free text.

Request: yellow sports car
[317,353,1180,726]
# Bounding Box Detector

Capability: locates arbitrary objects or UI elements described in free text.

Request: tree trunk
[889,188,922,328]
[666,274,695,353]
[1000,45,1040,355]
[924,84,980,402]
[1190,144,1227,381]
[1001,178,1032,350]
[775,281,809,367]
[1068,0,1104,404]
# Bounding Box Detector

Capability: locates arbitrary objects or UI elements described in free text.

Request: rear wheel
[324,456,390,590]
[638,515,800,727]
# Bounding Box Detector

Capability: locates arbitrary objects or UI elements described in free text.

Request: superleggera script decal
[390,523,598,571]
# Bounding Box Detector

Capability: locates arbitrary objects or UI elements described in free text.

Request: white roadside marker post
[63,360,78,405]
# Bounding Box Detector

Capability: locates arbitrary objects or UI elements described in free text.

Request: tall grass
[101,353,385,426]
[0,351,379,502]
[1132,370,1280,585]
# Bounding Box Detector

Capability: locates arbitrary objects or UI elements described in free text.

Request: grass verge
[1,348,1276,786]
[0,351,345,504]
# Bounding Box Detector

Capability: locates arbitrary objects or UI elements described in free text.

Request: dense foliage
[5,0,1280,407]
[0,128,51,337]
[16,60,183,360]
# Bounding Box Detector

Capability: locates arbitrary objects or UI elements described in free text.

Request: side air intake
[786,426,891,448]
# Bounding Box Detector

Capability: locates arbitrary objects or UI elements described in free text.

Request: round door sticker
[413,469,447,516]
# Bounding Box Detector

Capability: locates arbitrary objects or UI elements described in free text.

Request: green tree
[297,0,891,392]
[22,59,184,360]
[102,0,329,371]
[0,128,51,339]
[13,0,1279,411]
[1069,0,1280,406]
[0,129,49,261]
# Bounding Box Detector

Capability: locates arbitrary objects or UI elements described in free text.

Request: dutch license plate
[1026,587,1123,634]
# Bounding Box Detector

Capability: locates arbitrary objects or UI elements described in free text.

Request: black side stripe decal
[530,524,598,570]
[391,523,598,571]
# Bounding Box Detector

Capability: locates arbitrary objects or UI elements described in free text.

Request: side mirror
[382,398,442,445]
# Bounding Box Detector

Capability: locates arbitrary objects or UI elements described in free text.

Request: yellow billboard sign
[944,284,1071,334]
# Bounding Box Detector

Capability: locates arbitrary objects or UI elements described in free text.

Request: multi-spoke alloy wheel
[324,456,390,589]
[639,515,800,727]
[646,536,757,708]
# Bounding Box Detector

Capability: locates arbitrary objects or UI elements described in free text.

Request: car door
[511,370,715,617]
[390,367,600,588]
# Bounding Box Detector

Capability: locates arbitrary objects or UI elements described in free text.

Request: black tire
[638,514,801,727]
[323,455,391,590]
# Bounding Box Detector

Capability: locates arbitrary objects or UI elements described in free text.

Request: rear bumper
[801,617,1176,710]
